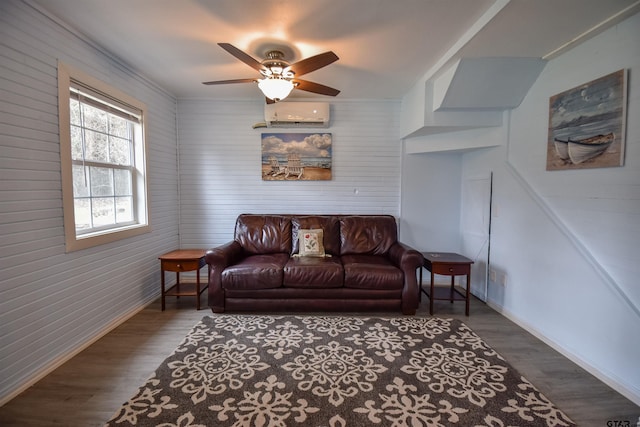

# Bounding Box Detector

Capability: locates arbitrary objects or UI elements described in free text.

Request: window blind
[70,79,142,124]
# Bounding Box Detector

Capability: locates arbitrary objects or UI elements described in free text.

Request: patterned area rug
[105,315,575,426]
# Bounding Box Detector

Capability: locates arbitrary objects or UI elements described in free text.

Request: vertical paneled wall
[177,99,402,248]
[0,0,179,403]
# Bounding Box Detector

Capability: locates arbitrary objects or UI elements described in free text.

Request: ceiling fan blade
[293,79,340,96]
[218,43,266,73]
[202,78,256,85]
[288,51,339,76]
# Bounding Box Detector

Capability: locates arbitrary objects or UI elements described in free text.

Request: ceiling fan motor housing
[261,50,293,78]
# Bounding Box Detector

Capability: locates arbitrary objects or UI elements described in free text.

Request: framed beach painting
[547,69,627,170]
[261,133,332,181]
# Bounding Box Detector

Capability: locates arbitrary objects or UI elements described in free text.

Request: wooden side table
[159,249,207,311]
[420,252,474,316]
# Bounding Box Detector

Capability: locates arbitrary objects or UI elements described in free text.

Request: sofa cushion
[235,214,291,255]
[340,215,397,255]
[283,256,344,288]
[297,229,326,257]
[291,215,340,255]
[342,254,403,290]
[222,253,289,290]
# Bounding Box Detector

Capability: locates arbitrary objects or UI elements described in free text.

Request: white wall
[463,12,640,404]
[177,99,403,248]
[0,0,180,404]
[399,150,461,251]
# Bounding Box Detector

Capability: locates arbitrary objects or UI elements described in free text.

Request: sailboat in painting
[552,138,570,161]
[554,132,615,164]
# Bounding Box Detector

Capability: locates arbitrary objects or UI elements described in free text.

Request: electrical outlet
[489,269,497,282]
[501,273,507,286]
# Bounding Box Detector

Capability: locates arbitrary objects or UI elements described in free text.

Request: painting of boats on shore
[262,133,332,180]
[547,69,627,170]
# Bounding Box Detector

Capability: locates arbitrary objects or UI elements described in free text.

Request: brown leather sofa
[205,214,423,315]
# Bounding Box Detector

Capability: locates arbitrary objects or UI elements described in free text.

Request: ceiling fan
[203,43,340,102]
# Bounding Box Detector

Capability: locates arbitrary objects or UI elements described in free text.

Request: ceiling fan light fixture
[258,77,294,101]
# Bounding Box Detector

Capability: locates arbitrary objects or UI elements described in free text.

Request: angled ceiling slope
[434,57,547,111]
[404,57,546,140]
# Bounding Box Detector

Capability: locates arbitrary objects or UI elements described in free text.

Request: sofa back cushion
[235,214,291,255]
[291,215,341,256]
[340,215,397,255]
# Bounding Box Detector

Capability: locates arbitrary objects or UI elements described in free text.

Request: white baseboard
[486,300,640,407]
[0,296,155,407]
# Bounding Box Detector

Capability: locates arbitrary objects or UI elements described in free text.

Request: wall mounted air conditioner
[264,102,330,128]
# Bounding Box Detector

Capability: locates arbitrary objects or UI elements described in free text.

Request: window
[58,62,150,251]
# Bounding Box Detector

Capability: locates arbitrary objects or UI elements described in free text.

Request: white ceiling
[33,0,639,101]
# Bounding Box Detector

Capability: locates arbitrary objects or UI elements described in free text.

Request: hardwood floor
[0,292,638,426]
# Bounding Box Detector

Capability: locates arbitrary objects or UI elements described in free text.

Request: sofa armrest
[206,241,243,312]
[388,242,424,315]
[205,240,243,268]
[388,242,423,270]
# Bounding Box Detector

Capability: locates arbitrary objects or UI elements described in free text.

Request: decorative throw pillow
[297,229,325,257]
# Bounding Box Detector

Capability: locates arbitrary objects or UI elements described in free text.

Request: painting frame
[261,132,332,181]
[546,69,627,170]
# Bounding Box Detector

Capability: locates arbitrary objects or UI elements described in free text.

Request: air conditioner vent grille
[265,102,330,128]
[269,120,326,128]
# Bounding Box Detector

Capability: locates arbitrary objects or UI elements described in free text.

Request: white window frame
[58,61,151,252]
